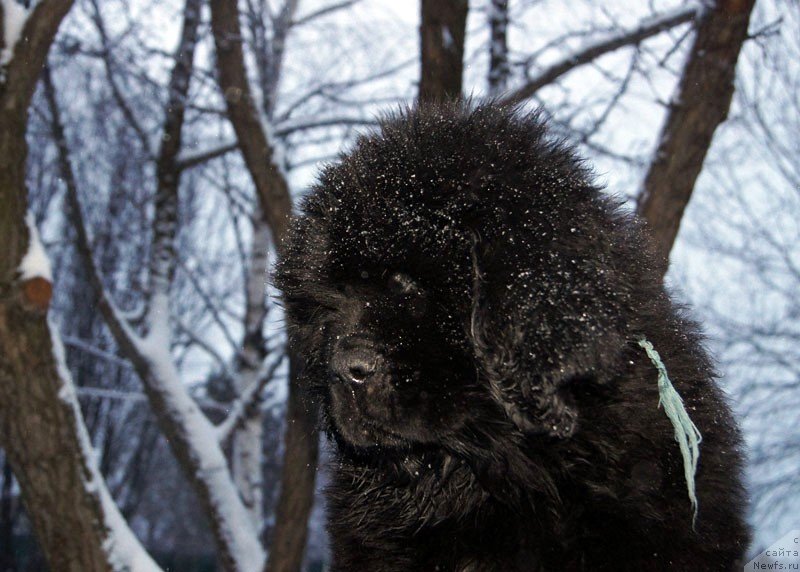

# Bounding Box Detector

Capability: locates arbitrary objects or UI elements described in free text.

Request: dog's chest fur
[325,451,569,571]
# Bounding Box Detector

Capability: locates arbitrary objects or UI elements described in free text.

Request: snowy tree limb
[209,1,320,569]
[49,1,267,569]
[0,1,162,569]
[217,353,287,445]
[499,5,698,106]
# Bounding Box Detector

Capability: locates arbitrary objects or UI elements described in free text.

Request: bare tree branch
[500,5,698,106]
[291,0,360,28]
[217,353,287,445]
[87,0,154,158]
[177,141,240,171]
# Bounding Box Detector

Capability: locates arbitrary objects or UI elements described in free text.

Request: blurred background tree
[0,0,795,570]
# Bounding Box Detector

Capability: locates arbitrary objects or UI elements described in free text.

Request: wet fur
[276,102,749,571]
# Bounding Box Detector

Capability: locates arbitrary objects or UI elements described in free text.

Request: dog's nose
[332,342,381,384]
[342,353,376,383]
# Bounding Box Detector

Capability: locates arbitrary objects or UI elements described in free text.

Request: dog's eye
[388,272,419,296]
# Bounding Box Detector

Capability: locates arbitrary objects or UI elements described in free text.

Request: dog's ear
[467,226,627,439]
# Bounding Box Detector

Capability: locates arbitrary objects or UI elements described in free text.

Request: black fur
[276,102,749,571]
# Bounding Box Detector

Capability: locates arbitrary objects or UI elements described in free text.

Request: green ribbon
[638,337,702,527]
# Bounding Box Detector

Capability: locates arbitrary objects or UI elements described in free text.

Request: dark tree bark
[0,306,115,572]
[209,2,319,571]
[0,3,157,570]
[266,358,320,572]
[636,0,756,275]
[0,458,17,571]
[419,0,468,101]
[209,0,293,241]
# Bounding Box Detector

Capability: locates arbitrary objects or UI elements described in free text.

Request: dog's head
[276,102,643,452]
[276,197,479,449]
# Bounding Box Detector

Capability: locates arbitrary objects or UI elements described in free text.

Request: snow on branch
[18,212,52,281]
[1,0,74,115]
[50,323,163,572]
[217,353,287,445]
[43,3,266,565]
[0,0,34,68]
[16,212,54,311]
[500,5,699,106]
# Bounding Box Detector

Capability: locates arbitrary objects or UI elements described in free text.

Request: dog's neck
[332,429,565,525]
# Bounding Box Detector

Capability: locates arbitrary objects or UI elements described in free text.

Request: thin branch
[176,141,240,171]
[217,353,286,444]
[174,257,245,359]
[62,335,133,370]
[291,0,360,28]
[275,115,378,136]
[500,5,698,106]
[175,318,236,380]
[88,0,154,158]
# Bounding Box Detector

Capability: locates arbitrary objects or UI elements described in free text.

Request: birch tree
[209,2,316,569]
[50,0,268,568]
[487,0,510,96]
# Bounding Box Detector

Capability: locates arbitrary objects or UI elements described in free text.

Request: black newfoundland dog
[276,102,749,571]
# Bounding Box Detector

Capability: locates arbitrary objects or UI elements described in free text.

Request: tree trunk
[0,457,15,571]
[419,0,468,101]
[209,2,319,570]
[265,358,319,572]
[0,2,159,570]
[232,216,272,529]
[636,0,756,275]
[0,302,159,572]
